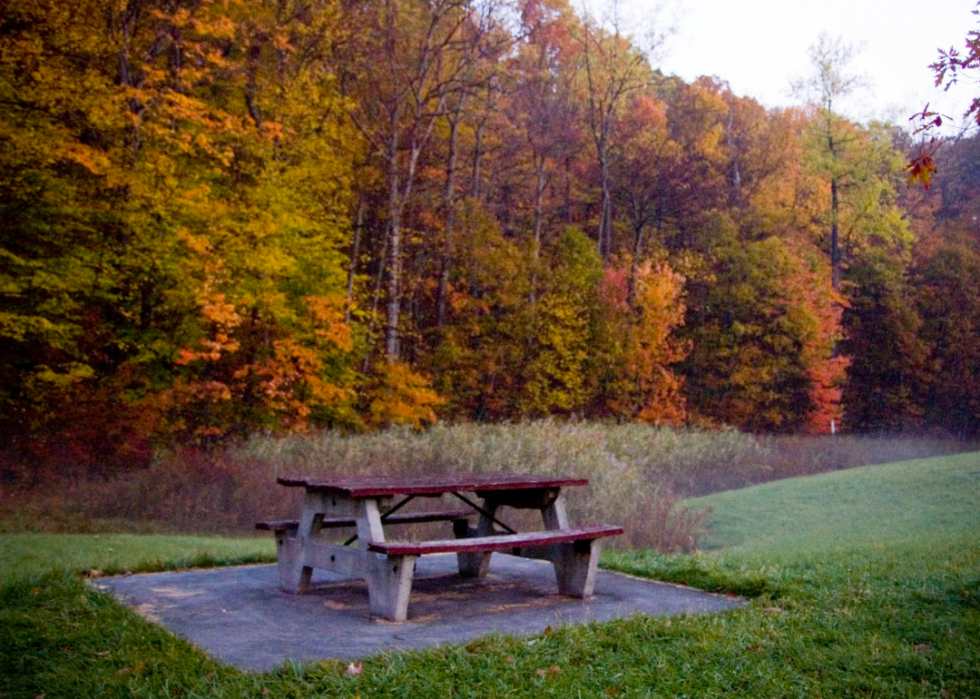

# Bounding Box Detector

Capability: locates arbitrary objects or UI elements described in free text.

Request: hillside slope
[685,451,980,555]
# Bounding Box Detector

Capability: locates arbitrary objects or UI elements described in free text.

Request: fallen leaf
[95,651,110,657]
[117,661,146,676]
[503,655,514,663]
[34,694,45,699]
[763,607,784,614]
[261,689,270,696]
[914,644,931,653]
[124,571,133,577]
[30,587,41,595]
[86,569,103,578]
[543,625,553,634]
[536,669,548,677]
[345,662,363,675]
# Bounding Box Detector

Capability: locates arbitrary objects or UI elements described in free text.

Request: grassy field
[2,451,979,698]
[685,451,980,555]
[0,534,275,584]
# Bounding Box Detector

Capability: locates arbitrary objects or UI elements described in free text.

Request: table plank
[276,472,588,497]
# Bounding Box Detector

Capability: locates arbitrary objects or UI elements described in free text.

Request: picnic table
[257,472,623,621]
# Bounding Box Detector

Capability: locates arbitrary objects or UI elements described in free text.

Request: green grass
[2,453,980,698]
[0,534,275,584]
[685,451,980,555]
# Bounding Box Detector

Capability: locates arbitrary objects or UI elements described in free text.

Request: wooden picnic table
[257,472,622,621]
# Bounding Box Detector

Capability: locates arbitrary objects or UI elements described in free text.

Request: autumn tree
[596,257,688,423]
[575,7,658,261]
[335,0,505,363]
[908,1,980,186]
[792,33,869,290]
[507,0,583,293]
[684,234,846,432]
[522,227,603,415]
[913,237,980,438]
[429,199,534,419]
[608,91,673,304]
[0,0,362,466]
[903,133,980,437]
[840,255,930,432]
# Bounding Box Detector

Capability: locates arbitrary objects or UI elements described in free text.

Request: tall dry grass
[1,422,973,552]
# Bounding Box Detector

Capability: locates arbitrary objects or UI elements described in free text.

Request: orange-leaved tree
[597,257,689,424]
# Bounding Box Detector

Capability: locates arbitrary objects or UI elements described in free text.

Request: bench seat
[255,508,473,533]
[368,524,623,556]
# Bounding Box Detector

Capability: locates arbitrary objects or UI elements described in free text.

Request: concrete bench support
[370,524,621,602]
[553,539,601,597]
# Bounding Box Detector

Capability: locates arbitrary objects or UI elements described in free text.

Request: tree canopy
[2,0,979,475]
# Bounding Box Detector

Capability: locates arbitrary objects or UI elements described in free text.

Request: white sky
[621,0,977,131]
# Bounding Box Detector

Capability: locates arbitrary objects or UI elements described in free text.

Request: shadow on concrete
[98,554,742,671]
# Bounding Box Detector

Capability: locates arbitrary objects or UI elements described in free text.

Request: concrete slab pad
[98,555,742,672]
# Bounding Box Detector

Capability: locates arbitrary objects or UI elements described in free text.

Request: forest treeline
[2,0,979,472]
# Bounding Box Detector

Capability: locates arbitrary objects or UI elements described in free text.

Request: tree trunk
[530,155,548,306]
[345,197,364,324]
[598,135,612,262]
[627,205,645,309]
[831,175,840,290]
[437,111,462,329]
[385,149,403,363]
[471,119,485,199]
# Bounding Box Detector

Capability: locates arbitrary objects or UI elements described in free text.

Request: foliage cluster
[3,0,980,476]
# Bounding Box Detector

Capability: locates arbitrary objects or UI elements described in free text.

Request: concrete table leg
[367,554,417,622]
[275,533,307,592]
[280,492,330,593]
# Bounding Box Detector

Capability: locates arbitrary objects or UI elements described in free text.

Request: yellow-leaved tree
[0,0,360,469]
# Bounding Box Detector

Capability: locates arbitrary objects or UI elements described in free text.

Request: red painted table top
[276,472,588,497]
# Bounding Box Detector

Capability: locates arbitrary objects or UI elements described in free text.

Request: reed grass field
[2,422,973,552]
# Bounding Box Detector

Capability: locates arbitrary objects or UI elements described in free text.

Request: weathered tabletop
[276,472,589,497]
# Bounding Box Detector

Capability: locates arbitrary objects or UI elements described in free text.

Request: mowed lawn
[2,453,980,698]
[0,533,275,584]
[684,451,980,555]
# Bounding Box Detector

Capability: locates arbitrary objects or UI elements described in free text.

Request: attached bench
[369,524,623,605]
[368,524,622,556]
[255,508,474,535]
